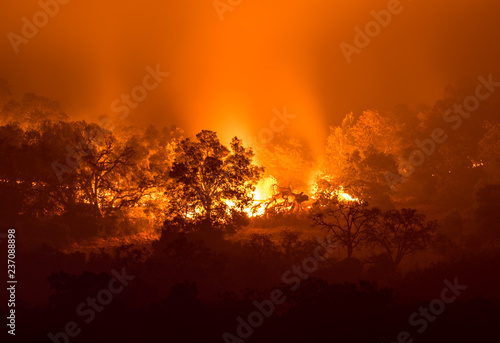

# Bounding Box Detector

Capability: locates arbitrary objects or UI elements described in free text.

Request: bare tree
[309,195,380,258]
[366,208,437,270]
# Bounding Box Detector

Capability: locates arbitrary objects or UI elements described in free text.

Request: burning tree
[253,136,314,192]
[166,130,263,229]
[73,126,156,218]
[0,118,167,239]
[321,111,402,208]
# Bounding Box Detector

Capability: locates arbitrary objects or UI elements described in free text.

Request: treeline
[318,78,500,250]
[0,88,188,243]
[1,78,500,254]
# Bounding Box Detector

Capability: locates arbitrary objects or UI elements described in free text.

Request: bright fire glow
[337,186,359,202]
[254,175,278,201]
[96,173,356,220]
[225,175,361,218]
[309,172,360,203]
[221,175,280,218]
[249,175,279,216]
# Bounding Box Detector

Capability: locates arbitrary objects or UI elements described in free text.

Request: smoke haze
[1,0,499,152]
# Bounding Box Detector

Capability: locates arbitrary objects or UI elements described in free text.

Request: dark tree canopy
[167,130,263,229]
[310,184,380,258]
[366,208,437,270]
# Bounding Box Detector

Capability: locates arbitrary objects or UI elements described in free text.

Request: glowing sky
[1,0,499,153]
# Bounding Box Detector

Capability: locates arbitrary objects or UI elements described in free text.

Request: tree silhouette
[309,185,380,258]
[75,126,151,218]
[366,208,437,270]
[167,130,263,229]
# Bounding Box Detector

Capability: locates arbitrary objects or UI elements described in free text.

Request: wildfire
[224,175,277,217]
[254,175,278,201]
[230,175,360,217]
[225,174,359,217]
[95,172,356,220]
[309,172,360,203]
[337,186,359,202]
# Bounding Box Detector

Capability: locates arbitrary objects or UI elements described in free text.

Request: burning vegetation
[2,1,500,341]
[0,73,499,343]
[0,93,362,244]
[0,79,500,265]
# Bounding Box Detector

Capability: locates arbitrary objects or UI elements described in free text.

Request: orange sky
[1,0,499,154]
